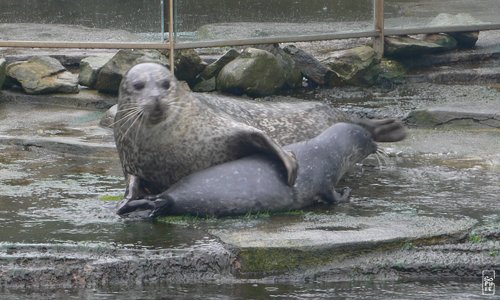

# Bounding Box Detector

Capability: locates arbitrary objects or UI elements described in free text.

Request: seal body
[194,93,352,145]
[120,123,377,217]
[114,63,298,200]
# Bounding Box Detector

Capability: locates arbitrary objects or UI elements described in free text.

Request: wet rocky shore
[0,29,499,298]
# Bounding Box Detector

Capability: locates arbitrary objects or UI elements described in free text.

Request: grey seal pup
[114,63,298,202]
[118,122,385,218]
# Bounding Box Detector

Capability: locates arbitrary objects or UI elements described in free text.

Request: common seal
[114,63,298,201]
[117,122,379,218]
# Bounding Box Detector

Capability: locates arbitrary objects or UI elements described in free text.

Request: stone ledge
[211,214,477,275]
[406,104,500,128]
[0,240,235,288]
[1,89,116,110]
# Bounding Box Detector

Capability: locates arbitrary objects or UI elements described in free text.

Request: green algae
[99,194,124,201]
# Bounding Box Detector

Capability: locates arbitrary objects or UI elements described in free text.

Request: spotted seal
[114,63,298,202]
[118,122,383,217]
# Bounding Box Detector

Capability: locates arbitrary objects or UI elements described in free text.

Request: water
[0,101,207,249]
[0,280,488,299]
[0,98,498,298]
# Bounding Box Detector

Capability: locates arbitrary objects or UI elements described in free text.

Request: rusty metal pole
[373,0,385,58]
[168,0,175,74]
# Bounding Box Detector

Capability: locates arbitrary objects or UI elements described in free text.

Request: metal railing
[1,0,500,70]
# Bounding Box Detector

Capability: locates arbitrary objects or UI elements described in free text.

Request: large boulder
[256,44,303,89]
[0,58,6,89]
[6,56,79,94]
[428,13,481,48]
[321,45,378,86]
[384,36,446,58]
[95,49,168,94]
[78,55,114,89]
[217,47,289,97]
[283,45,334,86]
[193,48,240,92]
[199,49,240,80]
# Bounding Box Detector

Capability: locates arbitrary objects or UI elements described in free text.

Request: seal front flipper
[240,130,298,186]
[123,174,146,200]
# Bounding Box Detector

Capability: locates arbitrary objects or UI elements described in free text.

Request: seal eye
[160,80,170,90]
[133,81,145,91]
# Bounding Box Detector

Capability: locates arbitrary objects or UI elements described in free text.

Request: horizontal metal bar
[0,31,379,50]
[1,23,499,50]
[173,30,380,49]
[0,41,169,49]
[385,23,500,36]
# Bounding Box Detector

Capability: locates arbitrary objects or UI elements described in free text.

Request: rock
[0,58,6,89]
[256,44,302,89]
[192,76,216,92]
[192,49,240,92]
[384,36,445,58]
[377,59,407,80]
[217,47,287,97]
[405,103,500,128]
[78,55,113,89]
[449,31,480,49]
[172,49,206,85]
[321,45,378,86]
[364,58,407,87]
[426,67,500,85]
[428,13,481,48]
[6,56,79,94]
[95,49,168,94]
[283,45,334,86]
[423,34,457,51]
[199,48,240,80]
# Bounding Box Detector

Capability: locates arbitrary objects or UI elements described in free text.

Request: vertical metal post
[373,0,385,58]
[168,0,175,74]
[161,0,165,41]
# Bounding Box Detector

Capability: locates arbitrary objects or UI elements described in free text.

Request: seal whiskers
[117,109,144,141]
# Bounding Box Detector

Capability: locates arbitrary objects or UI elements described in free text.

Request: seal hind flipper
[353,118,406,142]
[323,186,352,203]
